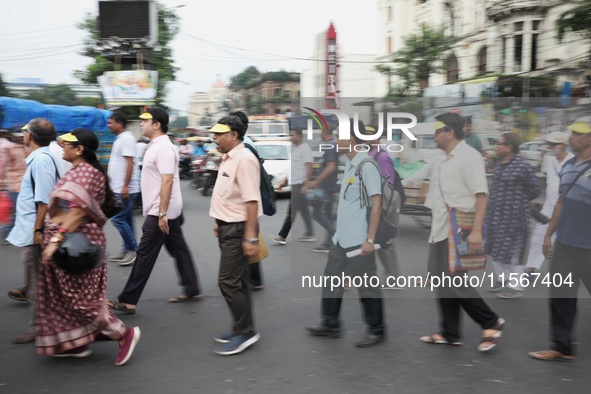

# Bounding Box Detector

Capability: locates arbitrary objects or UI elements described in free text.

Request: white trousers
[525,221,555,271]
[491,250,526,291]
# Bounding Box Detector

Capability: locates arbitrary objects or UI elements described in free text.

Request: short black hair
[290,129,303,136]
[110,112,127,127]
[28,118,56,147]
[229,110,249,131]
[145,107,169,133]
[502,132,522,155]
[217,115,246,141]
[351,119,366,145]
[435,112,465,140]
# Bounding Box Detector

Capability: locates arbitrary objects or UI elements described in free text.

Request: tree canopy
[0,73,9,97]
[229,66,262,91]
[377,25,458,96]
[556,0,591,43]
[26,84,79,106]
[74,1,180,104]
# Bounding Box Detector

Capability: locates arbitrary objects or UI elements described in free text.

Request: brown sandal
[529,349,574,361]
[168,294,203,303]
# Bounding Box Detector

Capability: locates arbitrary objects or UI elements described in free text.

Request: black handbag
[101,191,124,219]
[53,232,103,275]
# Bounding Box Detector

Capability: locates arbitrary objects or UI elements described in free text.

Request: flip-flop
[478,318,505,352]
[108,300,136,314]
[168,294,203,303]
[419,334,463,346]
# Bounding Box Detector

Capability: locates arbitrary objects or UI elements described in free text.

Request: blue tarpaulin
[0,97,111,132]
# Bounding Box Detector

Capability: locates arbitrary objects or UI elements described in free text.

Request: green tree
[556,0,591,42]
[27,84,79,106]
[170,116,188,129]
[229,66,261,91]
[378,25,458,96]
[0,73,10,96]
[74,1,180,104]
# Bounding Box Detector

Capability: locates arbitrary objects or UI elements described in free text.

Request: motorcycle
[191,155,220,196]
[179,154,193,179]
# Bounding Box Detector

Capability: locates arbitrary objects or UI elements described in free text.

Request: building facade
[187,78,230,127]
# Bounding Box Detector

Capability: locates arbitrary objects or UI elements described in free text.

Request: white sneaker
[117,251,137,266]
[270,235,287,245]
[107,252,125,262]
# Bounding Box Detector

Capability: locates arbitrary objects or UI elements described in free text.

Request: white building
[377,0,590,92]
[187,78,230,127]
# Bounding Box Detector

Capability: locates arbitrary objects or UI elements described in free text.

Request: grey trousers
[22,244,41,333]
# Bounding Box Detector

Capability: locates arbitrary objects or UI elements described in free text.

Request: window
[477,46,487,75]
[283,90,290,98]
[257,145,289,160]
[531,34,539,71]
[274,87,282,97]
[514,34,523,71]
[514,22,523,32]
[532,20,541,31]
[387,36,392,54]
[446,55,459,84]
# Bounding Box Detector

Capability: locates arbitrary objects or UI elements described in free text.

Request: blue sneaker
[214,333,260,355]
[214,332,236,344]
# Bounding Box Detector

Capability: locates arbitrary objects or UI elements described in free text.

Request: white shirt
[48,141,72,174]
[429,141,489,243]
[108,131,140,194]
[291,142,313,184]
[541,152,574,216]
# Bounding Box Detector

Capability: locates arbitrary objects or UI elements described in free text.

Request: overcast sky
[0,0,378,114]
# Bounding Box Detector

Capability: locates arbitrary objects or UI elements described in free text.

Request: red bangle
[58,227,68,234]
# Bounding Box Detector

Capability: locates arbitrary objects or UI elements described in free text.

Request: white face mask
[544,145,561,156]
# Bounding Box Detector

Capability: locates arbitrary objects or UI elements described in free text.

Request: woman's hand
[42,242,60,265]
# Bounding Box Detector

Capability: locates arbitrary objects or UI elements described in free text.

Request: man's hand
[213,222,219,238]
[467,231,484,254]
[542,235,553,258]
[158,216,169,235]
[301,180,317,194]
[120,185,129,200]
[242,241,259,257]
[360,241,374,256]
[33,232,43,246]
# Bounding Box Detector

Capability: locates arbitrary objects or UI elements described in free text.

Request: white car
[253,140,292,195]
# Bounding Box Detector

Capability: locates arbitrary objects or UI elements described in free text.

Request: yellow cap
[21,124,29,131]
[567,117,591,134]
[58,133,79,143]
[139,112,153,120]
[434,121,446,131]
[209,123,232,133]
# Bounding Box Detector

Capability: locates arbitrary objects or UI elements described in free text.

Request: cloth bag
[0,191,14,224]
[447,208,487,273]
[248,230,268,264]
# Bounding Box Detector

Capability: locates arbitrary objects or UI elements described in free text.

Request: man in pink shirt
[209,115,262,355]
[108,107,201,314]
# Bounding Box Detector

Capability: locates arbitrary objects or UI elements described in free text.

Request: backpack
[368,150,405,206]
[355,158,402,246]
[244,143,277,216]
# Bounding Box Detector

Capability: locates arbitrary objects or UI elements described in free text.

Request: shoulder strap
[30,152,60,198]
[355,158,384,208]
[563,161,591,199]
[244,143,263,163]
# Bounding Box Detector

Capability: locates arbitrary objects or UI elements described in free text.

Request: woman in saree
[36,128,140,366]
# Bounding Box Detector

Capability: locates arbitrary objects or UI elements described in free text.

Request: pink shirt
[210,143,262,222]
[141,134,183,219]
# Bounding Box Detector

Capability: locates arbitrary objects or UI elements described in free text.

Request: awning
[459,76,499,85]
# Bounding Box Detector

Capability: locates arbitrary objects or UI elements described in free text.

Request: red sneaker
[115,327,141,366]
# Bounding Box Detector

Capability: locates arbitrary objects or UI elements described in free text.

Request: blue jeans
[111,193,139,252]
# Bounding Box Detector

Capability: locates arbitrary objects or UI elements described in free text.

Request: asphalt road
[1,180,590,393]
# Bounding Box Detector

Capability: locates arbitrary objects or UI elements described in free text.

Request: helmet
[53,232,103,275]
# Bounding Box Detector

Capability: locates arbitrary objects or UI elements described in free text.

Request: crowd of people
[1,108,590,365]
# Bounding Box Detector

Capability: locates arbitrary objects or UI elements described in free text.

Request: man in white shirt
[271,129,315,244]
[418,113,505,352]
[107,113,141,266]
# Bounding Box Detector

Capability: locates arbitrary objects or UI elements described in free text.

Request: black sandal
[108,300,136,314]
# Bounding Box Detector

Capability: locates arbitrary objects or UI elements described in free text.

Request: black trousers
[549,240,591,356]
[278,183,313,239]
[118,215,201,305]
[320,243,385,336]
[217,220,255,336]
[431,240,498,343]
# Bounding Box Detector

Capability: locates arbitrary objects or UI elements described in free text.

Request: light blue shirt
[7,147,62,247]
[332,152,382,248]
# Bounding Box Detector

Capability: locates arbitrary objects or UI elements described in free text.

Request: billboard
[98,1,155,40]
[97,70,158,106]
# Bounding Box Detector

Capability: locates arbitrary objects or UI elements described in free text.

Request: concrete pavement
[1,180,590,393]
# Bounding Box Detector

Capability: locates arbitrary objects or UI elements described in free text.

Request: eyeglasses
[434,127,451,135]
[60,142,78,148]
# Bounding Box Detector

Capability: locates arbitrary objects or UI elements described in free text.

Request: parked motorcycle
[179,154,193,179]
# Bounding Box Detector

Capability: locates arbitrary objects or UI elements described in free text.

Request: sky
[0,0,378,114]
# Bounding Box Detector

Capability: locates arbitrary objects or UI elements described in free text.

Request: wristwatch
[244,238,259,244]
[366,239,375,244]
[158,212,167,219]
[33,227,44,233]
